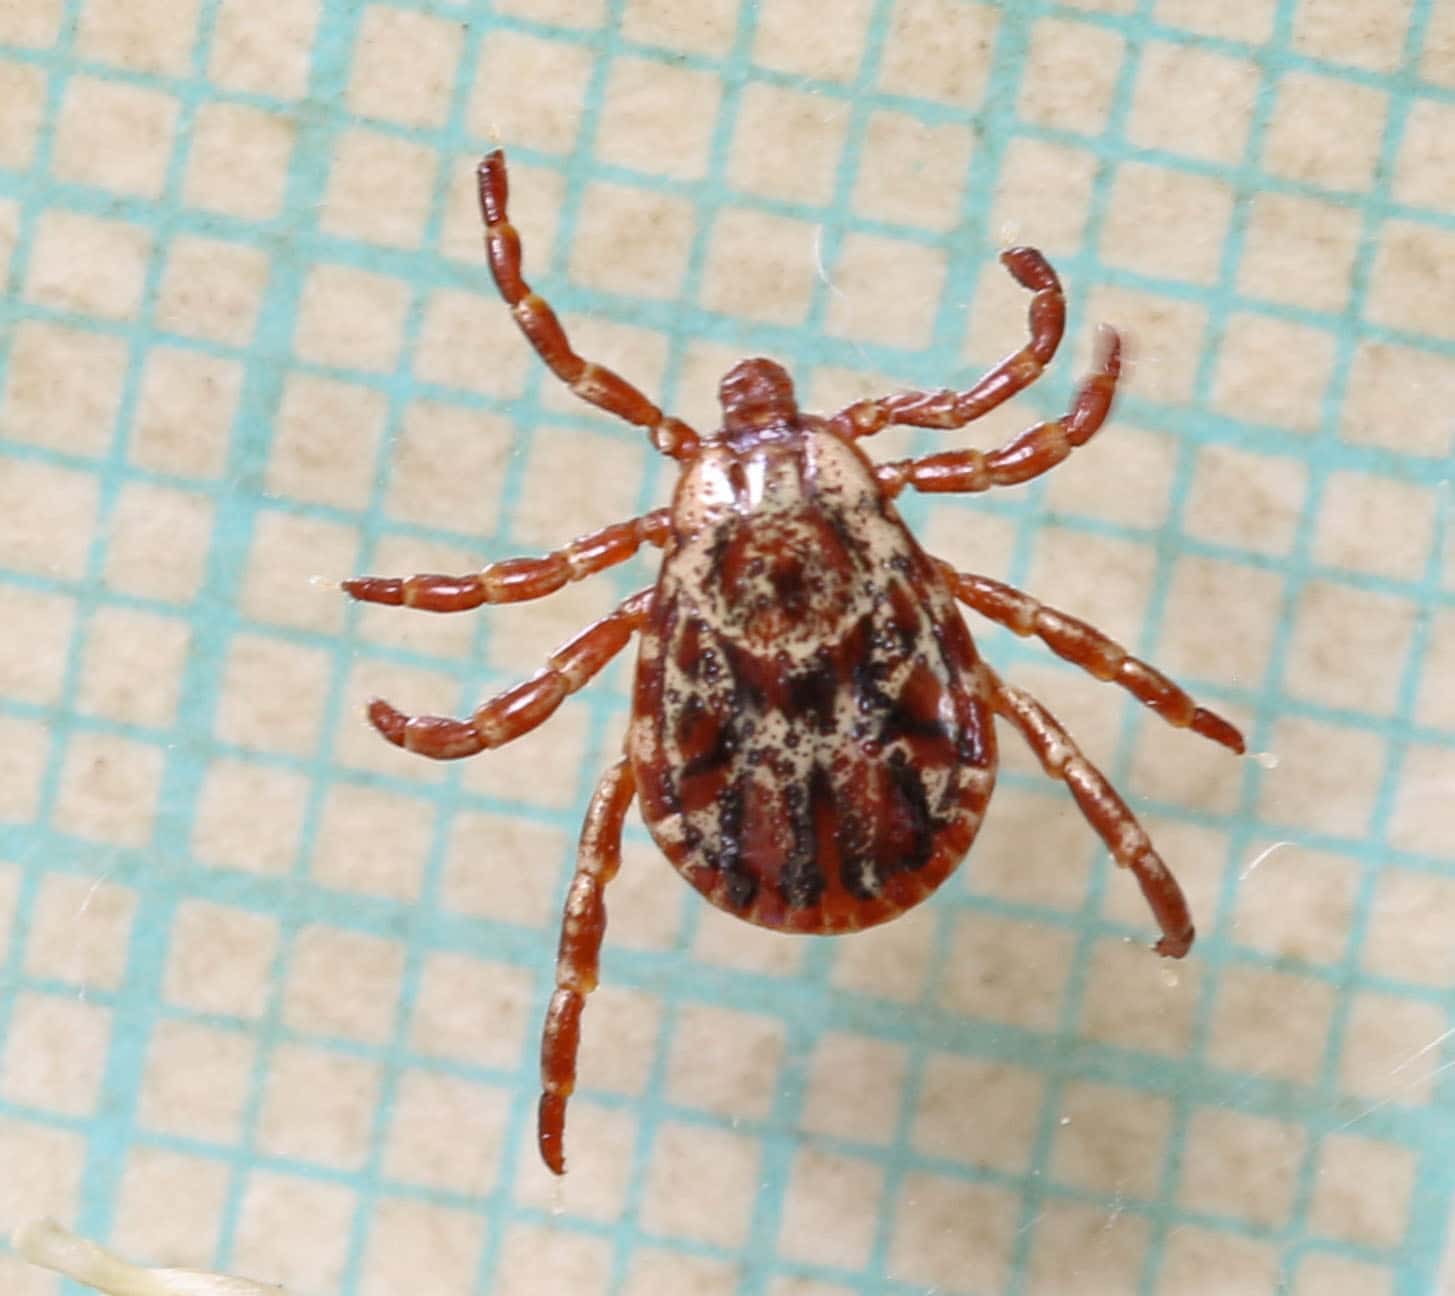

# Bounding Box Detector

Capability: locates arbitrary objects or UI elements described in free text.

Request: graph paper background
[2,0,1455,1292]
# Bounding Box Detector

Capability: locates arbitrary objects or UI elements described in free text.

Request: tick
[345,149,1246,1174]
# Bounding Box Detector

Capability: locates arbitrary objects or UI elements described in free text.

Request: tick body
[345,150,1246,1174]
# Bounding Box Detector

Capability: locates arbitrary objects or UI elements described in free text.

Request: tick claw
[367,698,407,746]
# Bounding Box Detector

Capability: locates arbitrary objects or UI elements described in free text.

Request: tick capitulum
[344,149,1246,1174]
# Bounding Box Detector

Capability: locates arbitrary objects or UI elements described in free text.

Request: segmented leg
[367,588,652,759]
[829,247,1066,440]
[876,328,1121,497]
[479,150,700,460]
[539,754,635,1174]
[985,665,1195,959]
[942,565,1245,755]
[343,510,670,611]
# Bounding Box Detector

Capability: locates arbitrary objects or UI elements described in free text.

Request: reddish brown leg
[941,565,1244,755]
[344,510,670,611]
[367,588,651,759]
[876,328,1121,497]
[829,247,1066,440]
[985,665,1195,958]
[479,150,699,460]
[539,753,635,1175]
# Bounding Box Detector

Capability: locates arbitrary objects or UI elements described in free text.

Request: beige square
[1316,473,1435,581]
[156,236,268,345]
[665,1005,784,1119]
[494,1223,609,1296]
[961,786,1093,913]
[385,401,513,532]
[111,1148,229,1269]
[912,1054,1043,1171]
[0,0,63,48]
[131,347,242,478]
[415,288,531,396]
[381,1071,509,1194]
[1046,424,1175,529]
[830,904,934,1001]
[409,952,534,1070]
[334,661,456,780]
[233,1173,354,1294]
[731,82,849,207]
[322,129,437,248]
[1232,843,1358,966]
[1180,1109,1304,1226]
[311,782,432,901]
[210,0,319,97]
[1157,1226,1279,1295]
[242,511,358,633]
[1293,0,1413,71]
[1133,704,1249,819]
[1257,716,1385,838]
[1419,610,1455,731]
[284,925,404,1043]
[571,182,694,299]
[800,1033,906,1145]
[1369,220,1455,340]
[193,758,309,876]
[0,61,46,170]
[1026,527,1156,644]
[603,836,687,955]
[1027,1203,1148,1295]
[258,1044,379,1169]
[77,0,198,73]
[1155,0,1275,41]
[641,1123,759,1247]
[1340,991,1446,1103]
[1207,964,1336,1084]
[165,899,279,1018]
[1019,18,1123,134]
[694,907,806,975]
[880,0,997,107]
[991,138,1099,253]
[1102,164,1232,284]
[347,5,461,127]
[826,232,946,348]
[1266,74,1386,192]
[1426,0,1455,87]
[53,76,178,199]
[1311,1134,1414,1248]
[267,372,385,509]
[0,586,73,706]
[1239,194,1360,312]
[598,55,721,180]
[294,263,410,370]
[1,993,110,1116]
[1342,341,1455,456]
[216,635,332,755]
[137,1020,255,1142]
[0,715,44,823]
[0,1117,85,1233]
[104,481,213,602]
[1080,938,1201,1057]
[27,209,150,320]
[1128,43,1259,165]
[623,1252,737,1296]
[78,607,190,727]
[493,0,606,25]
[700,207,817,325]
[53,733,163,847]
[1390,744,1455,857]
[1285,581,1415,715]
[1051,1081,1171,1198]
[854,111,971,233]
[940,911,1073,1029]
[1213,315,1336,433]
[185,102,294,220]
[754,0,871,81]
[1184,446,1307,556]
[1292,1255,1395,1296]
[442,810,569,928]
[2,321,127,456]
[359,1199,485,1296]
[779,1150,883,1269]
[512,1100,637,1222]
[469,29,593,153]
[512,420,646,549]
[887,1172,1018,1292]
[24,873,135,991]
[1080,286,1206,402]
[623,0,738,55]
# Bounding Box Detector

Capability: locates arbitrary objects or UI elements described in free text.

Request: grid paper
[2,0,1454,1293]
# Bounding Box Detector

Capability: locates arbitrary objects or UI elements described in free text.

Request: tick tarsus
[345,147,1247,1174]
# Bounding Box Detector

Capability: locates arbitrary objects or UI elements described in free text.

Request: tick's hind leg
[478,151,699,460]
[539,754,636,1174]
[985,664,1195,958]
[367,588,651,759]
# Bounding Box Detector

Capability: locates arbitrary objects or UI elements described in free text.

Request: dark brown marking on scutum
[883,751,936,874]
